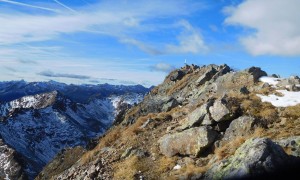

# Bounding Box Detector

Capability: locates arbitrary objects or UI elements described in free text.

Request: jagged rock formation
[37,64,300,179]
[0,139,25,180]
[0,81,149,179]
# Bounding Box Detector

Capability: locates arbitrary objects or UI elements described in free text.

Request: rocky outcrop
[162,98,178,112]
[205,138,295,179]
[159,126,217,157]
[37,64,300,180]
[170,70,185,81]
[196,66,217,86]
[0,139,25,180]
[247,67,267,82]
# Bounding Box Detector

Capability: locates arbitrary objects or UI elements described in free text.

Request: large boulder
[183,100,214,129]
[222,116,264,142]
[247,67,267,82]
[209,98,232,122]
[159,126,218,157]
[205,138,295,179]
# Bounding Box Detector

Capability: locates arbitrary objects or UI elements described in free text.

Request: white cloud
[166,20,208,54]
[224,0,300,56]
[150,63,175,73]
[0,0,203,45]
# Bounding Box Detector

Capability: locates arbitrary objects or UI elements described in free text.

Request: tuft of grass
[113,156,141,180]
[215,137,246,160]
[282,104,300,119]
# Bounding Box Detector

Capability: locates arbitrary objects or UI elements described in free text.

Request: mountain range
[0,81,150,179]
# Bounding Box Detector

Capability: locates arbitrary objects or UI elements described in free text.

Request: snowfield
[258,77,300,107]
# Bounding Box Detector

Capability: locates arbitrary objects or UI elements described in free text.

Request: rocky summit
[37,64,300,179]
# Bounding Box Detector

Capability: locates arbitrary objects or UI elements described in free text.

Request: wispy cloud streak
[53,0,77,13]
[0,0,59,12]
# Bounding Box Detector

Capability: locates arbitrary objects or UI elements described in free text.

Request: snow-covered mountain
[0,81,149,179]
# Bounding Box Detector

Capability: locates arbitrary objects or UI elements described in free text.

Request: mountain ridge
[37,64,300,179]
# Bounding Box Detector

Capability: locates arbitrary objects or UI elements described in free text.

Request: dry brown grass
[215,136,246,160]
[113,156,146,180]
[215,127,266,161]
[282,104,300,119]
[167,74,190,95]
[170,163,210,180]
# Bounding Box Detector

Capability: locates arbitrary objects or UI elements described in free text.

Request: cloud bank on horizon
[0,0,299,87]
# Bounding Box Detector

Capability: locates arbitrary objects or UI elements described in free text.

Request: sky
[0,0,299,87]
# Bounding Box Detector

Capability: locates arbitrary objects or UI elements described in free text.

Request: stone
[209,98,230,122]
[247,67,267,82]
[162,98,178,112]
[140,118,153,128]
[184,102,211,128]
[205,138,293,179]
[240,86,250,94]
[196,67,217,86]
[158,126,218,157]
[170,70,185,81]
[274,136,300,157]
[222,116,264,142]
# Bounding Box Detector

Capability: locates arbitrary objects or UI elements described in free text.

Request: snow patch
[257,90,300,107]
[259,76,281,86]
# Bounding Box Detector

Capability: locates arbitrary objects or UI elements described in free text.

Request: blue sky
[0,0,299,87]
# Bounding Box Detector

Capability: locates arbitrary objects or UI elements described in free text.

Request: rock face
[205,138,293,179]
[159,126,218,157]
[0,139,25,180]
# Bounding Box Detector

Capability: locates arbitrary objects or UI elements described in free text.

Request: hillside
[37,64,300,179]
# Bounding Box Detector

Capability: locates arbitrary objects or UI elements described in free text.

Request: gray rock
[205,138,292,179]
[196,67,217,86]
[275,136,300,157]
[162,98,178,112]
[184,102,212,128]
[170,70,185,81]
[247,67,267,82]
[159,126,218,157]
[209,98,230,122]
[240,86,250,94]
[222,116,264,142]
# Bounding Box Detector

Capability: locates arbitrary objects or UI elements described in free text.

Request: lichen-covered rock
[222,116,264,142]
[275,136,300,157]
[159,126,217,157]
[205,138,293,179]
